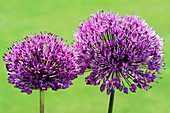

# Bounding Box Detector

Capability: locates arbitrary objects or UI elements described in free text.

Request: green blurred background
[0,0,169,113]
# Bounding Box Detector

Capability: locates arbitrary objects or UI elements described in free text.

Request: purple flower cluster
[3,32,79,94]
[73,11,165,95]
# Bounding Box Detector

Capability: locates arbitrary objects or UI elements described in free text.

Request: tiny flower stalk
[40,90,44,113]
[3,32,80,113]
[73,11,165,113]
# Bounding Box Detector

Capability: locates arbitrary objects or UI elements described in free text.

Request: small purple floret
[123,87,128,94]
[100,84,105,92]
[130,84,137,92]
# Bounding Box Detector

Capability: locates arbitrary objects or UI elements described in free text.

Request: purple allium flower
[3,32,80,94]
[73,11,165,95]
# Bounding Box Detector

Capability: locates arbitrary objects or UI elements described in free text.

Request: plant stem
[108,90,115,113]
[40,90,44,113]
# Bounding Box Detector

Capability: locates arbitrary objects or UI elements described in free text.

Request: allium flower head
[3,32,79,94]
[73,11,165,95]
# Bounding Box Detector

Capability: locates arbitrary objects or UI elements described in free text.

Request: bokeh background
[0,0,169,113]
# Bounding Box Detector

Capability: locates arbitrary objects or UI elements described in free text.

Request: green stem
[108,90,115,113]
[40,90,44,113]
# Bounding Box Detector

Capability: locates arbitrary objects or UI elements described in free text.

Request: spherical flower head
[3,32,80,94]
[73,11,165,95]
